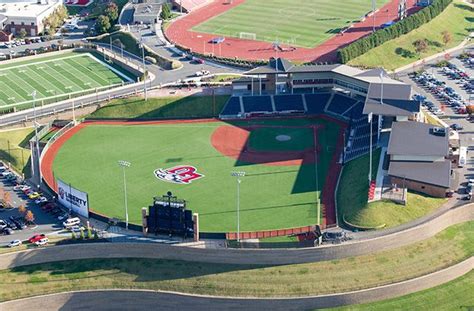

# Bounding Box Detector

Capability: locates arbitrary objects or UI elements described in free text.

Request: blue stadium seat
[220,96,242,116]
[274,95,304,112]
[242,96,273,113]
[305,93,331,114]
[326,94,358,116]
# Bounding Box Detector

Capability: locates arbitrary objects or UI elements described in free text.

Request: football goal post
[239,32,257,40]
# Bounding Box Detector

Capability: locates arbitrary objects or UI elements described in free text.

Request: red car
[28,234,46,243]
[42,202,56,211]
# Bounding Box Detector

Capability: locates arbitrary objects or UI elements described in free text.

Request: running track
[165,0,420,63]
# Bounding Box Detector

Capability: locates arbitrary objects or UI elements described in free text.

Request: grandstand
[221,58,424,164]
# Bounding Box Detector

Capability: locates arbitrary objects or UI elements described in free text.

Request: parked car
[0,219,7,230]
[28,234,46,243]
[35,197,48,205]
[450,123,463,131]
[63,217,81,228]
[8,240,22,248]
[28,192,41,199]
[35,238,49,246]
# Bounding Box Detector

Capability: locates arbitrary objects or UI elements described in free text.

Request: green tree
[80,228,85,240]
[160,3,171,20]
[87,227,92,239]
[95,15,111,34]
[18,29,27,39]
[105,2,118,22]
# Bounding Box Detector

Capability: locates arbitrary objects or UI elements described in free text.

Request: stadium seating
[305,93,331,114]
[342,101,364,120]
[242,95,273,113]
[220,96,242,117]
[343,115,379,162]
[326,94,358,116]
[274,94,305,112]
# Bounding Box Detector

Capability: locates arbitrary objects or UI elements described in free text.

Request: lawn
[349,1,473,70]
[89,95,230,119]
[192,0,390,48]
[337,150,446,229]
[0,127,34,177]
[51,118,340,232]
[0,221,472,301]
[0,52,131,110]
[331,270,474,310]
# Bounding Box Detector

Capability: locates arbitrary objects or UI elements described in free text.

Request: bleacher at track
[220,96,242,117]
[305,93,331,115]
[242,96,273,113]
[326,94,359,117]
[274,94,304,112]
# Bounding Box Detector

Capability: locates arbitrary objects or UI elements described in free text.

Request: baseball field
[192,0,390,48]
[44,117,342,232]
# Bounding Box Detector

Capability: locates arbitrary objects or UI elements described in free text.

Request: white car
[0,171,12,177]
[195,71,203,77]
[68,225,85,232]
[0,220,7,230]
[19,185,31,191]
[8,240,22,248]
[35,238,49,246]
[35,197,48,205]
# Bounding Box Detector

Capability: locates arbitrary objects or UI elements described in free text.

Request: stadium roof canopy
[387,121,449,157]
[388,160,451,188]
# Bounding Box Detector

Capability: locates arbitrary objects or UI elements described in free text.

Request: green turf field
[192,0,390,48]
[51,118,340,232]
[0,52,132,109]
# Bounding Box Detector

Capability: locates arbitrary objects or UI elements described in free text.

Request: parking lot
[401,51,474,199]
[0,163,65,246]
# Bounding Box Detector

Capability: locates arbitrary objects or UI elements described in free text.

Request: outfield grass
[349,1,472,70]
[192,0,390,48]
[0,127,34,177]
[52,118,339,232]
[331,270,474,311]
[0,221,472,301]
[337,150,446,229]
[0,52,130,108]
[89,95,230,119]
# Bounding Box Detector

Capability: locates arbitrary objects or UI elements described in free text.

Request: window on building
[11,21,14,25]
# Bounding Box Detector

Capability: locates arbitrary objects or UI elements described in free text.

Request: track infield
[165,0,419,62]
[41,118,343,232]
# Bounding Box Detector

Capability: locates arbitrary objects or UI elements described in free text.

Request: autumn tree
[413,39,428,55]
[442,30,452,46]
[24,210,35,224]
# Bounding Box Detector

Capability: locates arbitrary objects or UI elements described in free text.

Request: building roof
[388,160,451,188]
[387,121,449,157]
[0,0,60,19]
[363,97,420,117]
[134,3,161,16]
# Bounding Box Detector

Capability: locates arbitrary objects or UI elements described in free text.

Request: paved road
[1,202,473,267]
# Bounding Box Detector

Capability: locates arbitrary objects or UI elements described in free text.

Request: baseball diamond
[41,117,342,232]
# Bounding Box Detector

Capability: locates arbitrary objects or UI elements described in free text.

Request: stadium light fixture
[31,90,41,185]
[118,160,131,229]
[231,171,245,242]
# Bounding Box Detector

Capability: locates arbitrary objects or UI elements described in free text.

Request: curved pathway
[1,257,472,310]
[1,203,473,268]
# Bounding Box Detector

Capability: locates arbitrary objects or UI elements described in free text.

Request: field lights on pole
[231,171,245,242]
[118,160,131,229]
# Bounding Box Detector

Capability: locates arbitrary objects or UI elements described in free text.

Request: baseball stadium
[165,0,419,62]
[38,57,436,238]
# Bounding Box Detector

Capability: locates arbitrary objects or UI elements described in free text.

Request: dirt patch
[210,125,319,166]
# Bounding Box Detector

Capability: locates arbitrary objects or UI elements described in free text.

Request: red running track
[165,0,419,63]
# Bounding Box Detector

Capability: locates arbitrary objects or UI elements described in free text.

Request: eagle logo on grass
[154,165,204,185]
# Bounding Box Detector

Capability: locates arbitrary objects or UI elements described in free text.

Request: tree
[442,30,452,46]
[160,3,171,20]
[18,29,27,39]
[105,2,118,22]
[3,191,10,206]
[95,15,111,34]
[24,210,35,224]
[80,228,85,240]
[87,227,92,239]
[18,204,26,215]
[413,39,428,55]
